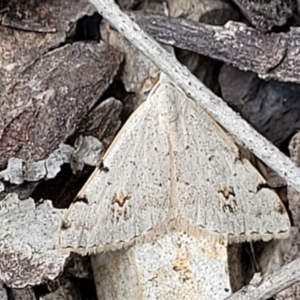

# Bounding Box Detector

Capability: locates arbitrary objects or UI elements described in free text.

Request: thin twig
[225,258,300,300]
[89,0,300,193]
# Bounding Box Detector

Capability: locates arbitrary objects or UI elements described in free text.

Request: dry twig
[133,14,300,84]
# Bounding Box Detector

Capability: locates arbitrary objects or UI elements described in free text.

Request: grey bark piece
[0,282,7,300]
[166,0,239,22]
[132,13,300,84]
[133,14,285,75]
[88,0,300,193]
[0,41,123,170]
[77,97,123,149]
[219,65,300,146]
[0,193,68,288]
[10,287,36,300]
[232,0,296,32]
[0,0,96,71]
[92,233,233,300]
[165,0,240,95]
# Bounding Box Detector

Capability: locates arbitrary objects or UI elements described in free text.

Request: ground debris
[0,193,68,288]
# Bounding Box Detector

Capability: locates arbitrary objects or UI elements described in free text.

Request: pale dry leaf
[92,233,232,300]
[232,0,295,32]
[0,158,23,185]
[59,74,290,255]
[0,194,68,288]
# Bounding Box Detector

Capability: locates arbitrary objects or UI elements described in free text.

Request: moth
[59,74,290,254]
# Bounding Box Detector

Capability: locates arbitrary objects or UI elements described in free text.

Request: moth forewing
[60,87,173,254]
[59,74,290,255]
[167,85,290,242]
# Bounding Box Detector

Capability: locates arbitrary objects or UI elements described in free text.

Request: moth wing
[170,87,290,242]
[59,96,172,254]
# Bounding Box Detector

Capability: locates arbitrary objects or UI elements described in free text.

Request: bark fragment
[0,0,96,70]
[0,194,68,288]
[0,41,123,170]
[232,0,296,32]
[219,65,300,146]
[133,13,300,84]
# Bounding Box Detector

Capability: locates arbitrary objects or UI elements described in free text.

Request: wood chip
[0,194,68,288]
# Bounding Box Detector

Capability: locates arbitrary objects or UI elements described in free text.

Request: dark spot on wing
[218,186,236,199]
[276,202,286,214]
[112,191,131,207]
[73,194,89,204]
[99,160,109,173]
[60,220,71,231]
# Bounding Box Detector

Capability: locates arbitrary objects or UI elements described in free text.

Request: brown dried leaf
[77,97,123,149]
[0,0,96,71]
[0,41,123,169]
